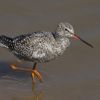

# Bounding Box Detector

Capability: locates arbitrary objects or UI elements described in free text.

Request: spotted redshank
[0,22,93,83]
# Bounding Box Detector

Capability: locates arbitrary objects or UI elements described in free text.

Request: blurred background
[0,0,99,100]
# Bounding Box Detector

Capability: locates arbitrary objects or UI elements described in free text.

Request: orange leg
[10,62,43,83]
[31,62,43,83]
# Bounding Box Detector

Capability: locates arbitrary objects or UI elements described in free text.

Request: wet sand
[0,0,100,100]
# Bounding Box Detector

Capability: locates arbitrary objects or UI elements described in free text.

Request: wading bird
[0,22,93,83]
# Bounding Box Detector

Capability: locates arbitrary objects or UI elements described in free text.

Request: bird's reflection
[0,62,44,100]
[11,87,44,100]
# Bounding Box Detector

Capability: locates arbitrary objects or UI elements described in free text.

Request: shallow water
[0,0,100,100]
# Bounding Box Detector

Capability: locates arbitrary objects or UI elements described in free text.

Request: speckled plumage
[0,22,94,83]
[0,22,74,63]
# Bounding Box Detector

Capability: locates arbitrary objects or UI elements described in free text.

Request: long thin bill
[73,34,93,48]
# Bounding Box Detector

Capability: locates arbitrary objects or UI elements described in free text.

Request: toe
[10,64,17,70]
[33,70,43,82]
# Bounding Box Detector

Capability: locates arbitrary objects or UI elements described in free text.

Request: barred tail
[0,35,13,49]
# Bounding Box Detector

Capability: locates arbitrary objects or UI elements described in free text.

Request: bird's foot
[31,69,43,83]
[10,64,43,83]
[10,64,18,70]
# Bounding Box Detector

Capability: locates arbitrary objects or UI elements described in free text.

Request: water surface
[0,0,99,100]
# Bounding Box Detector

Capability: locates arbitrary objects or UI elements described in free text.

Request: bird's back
[12,32,58,62]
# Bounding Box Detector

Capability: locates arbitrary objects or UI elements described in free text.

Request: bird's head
[56,22,93,48]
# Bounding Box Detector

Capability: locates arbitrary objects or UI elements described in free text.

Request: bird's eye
[65,28,69,31]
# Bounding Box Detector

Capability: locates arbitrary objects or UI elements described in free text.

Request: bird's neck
[54,32,70,55]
